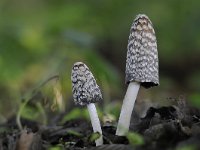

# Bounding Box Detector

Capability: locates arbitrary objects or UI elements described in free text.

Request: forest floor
[0,99,200,150]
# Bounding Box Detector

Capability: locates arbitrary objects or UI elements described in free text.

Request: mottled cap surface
[71,62,102,106]
[126,14,159,88]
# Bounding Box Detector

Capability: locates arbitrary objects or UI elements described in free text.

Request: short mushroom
[71,62,103,146]
[116,14,159,136]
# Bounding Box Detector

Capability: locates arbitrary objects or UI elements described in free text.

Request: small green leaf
[126,132,144,146]
[48,144,64,150]
[89,132,101,142]
[66,129,83,137]
[60,108,88,123]
[20,105,40,121]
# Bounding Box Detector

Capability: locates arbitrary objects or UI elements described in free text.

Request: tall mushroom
[116,14,159,136]
[71,62,103,146]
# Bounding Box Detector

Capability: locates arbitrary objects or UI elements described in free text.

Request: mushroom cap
[71,62,102,106]
[125,14,159,88]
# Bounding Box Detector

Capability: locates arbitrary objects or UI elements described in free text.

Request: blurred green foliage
[176,145,197,150]
[126,132,144,146]
[0,0,200,118]
[61,108,89,123]
[61,106,103,124]
[189,93,200,107]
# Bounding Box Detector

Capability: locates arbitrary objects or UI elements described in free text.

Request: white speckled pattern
[126,14,159,88]
[71,62,102,106]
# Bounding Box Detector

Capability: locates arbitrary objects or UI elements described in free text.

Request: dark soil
[1,99,200,150]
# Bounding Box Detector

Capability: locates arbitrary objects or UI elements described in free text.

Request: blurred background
[0,0,200,122]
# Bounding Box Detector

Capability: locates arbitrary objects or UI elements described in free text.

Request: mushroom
[71,62,103,146]
[116,14,159,136]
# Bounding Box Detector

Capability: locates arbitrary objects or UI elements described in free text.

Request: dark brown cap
[126,14,159,88]
[71,62,102,106]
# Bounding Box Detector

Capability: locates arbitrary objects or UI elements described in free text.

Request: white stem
[116,82,140,136]
[87,103,103,146]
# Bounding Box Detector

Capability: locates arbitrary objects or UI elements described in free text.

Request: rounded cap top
[126,14,159,88]
[71,62,102,106]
